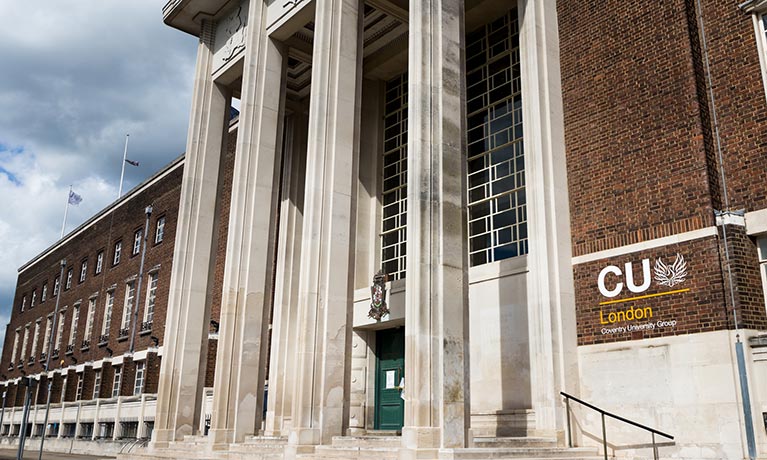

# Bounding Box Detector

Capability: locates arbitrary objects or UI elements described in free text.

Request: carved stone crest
[220,5,246,62]
[368,270,389,321]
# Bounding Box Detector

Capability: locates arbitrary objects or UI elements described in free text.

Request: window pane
[466,9,527,267]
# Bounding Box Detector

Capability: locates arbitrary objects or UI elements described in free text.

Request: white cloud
[0,1,197,328]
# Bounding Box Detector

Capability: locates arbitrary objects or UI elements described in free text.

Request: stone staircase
[310,434,401,460]
[118,434,607,460]
[306,435,604,460]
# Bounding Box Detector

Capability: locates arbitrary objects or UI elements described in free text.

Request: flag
[125,159,140,167]
[68,190,82,206]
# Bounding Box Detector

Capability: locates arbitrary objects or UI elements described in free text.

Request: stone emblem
[220,5,246,63]
[368,270,389,321]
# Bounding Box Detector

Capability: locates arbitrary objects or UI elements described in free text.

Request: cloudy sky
[0,2,198,350]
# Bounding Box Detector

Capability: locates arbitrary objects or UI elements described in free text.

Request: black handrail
[561,391,674,460]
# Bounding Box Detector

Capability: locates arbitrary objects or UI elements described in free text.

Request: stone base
[399,426,442,460]
[150,428,174,449]
[470,410,544,438]
[208,428,235,450]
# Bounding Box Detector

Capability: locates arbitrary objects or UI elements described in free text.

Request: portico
[150,0,577,457]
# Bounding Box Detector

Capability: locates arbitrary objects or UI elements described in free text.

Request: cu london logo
[653,253,688,288]
[597,253,688,298]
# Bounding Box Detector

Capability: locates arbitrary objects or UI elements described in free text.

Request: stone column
[153,19,230,447]
[208,0,287,446]
[264,106,308,437]
[287,0,363,450]
[401,0,470,454]
[518,0,578,441]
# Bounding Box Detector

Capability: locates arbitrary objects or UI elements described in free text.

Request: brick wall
[144,353,161,394]
[1,161,182,381]
[560,0,767,345]
[698,0,767,211]
[575,237,728,345]
[559,0,717,258]
[719,224,767,330]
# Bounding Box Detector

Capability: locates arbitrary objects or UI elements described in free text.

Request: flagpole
[61,185,71,238]
[118,133,130,198]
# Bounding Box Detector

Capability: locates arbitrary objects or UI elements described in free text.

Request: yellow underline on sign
[598,288,690,306]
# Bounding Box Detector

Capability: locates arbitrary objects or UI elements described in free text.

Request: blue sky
[0,2,198,352]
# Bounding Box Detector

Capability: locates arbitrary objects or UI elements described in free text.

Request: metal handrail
[561,391,674,460]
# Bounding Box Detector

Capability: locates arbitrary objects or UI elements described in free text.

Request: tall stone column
[153,19,230,447]
[208,0,287,446]
[264,107,308,437]
[518,0,578,440]
[401,0,470,455]
[287,0,363,451]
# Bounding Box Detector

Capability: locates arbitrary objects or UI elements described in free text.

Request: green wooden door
[375,327,405,430]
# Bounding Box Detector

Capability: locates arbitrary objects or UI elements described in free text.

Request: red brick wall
[698,0,767,211]
[719,225,767,329]
[144,353,161,394]
[560,0,767,345]
[1,161,182,380]
[575,237,728,345]
[559,0,717,258]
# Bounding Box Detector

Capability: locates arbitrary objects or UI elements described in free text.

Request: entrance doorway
[374,327,405,431]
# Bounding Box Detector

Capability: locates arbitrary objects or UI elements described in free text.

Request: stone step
[228,442,287,454]
[314,445,399,460]
[471,437,559,448]
[363,430,400,436]
[225,451,285,460]
[244,435,289,445]
[331,435,402,448]
[443,447,602,459]
[118,448,223,460]
[166,434,216,451]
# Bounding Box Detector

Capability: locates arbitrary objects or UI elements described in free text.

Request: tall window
[76,374,84,401]
[84,297,96,346]
[10,330,19,364]
[133,362,145,396]
[466,10,527,266]
[380,73,409,281]
[143,273,158,325]
[758,237,767,309]
[113,241,122,266]
[93,370,102,399]
[41,283,47,303]
[121,282,136,333]
[95,250,104,275]
[61,376,68,402]
[55,310,66,353]
[101,291,115,339]
[79,260,88,283]
[20,326,29,362]
[30,290,36,308]
[43,316,53,357]
[53,277,60,296]
[112,366,122,398]
[65,269,73,290]
[155,216,166,244]
[132,229,142,256]
[30,320,40,360]
[755,13,767,98]
[68,304,80,347]
[20,295,26,312]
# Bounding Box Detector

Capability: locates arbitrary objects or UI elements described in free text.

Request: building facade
[139,0,767,459]
[4,0,762,459]
[0,158,187,455]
